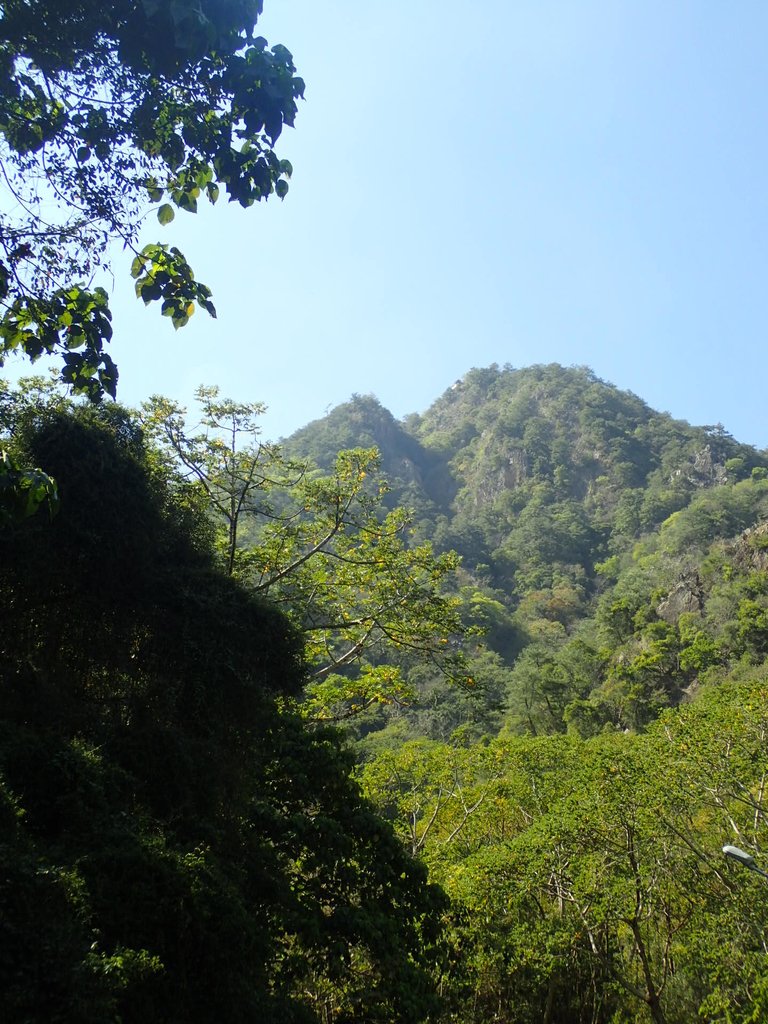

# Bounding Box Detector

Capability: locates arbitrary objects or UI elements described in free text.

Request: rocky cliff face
[657,572,705,623]
[728,521,768,573]
[671,445,729,488]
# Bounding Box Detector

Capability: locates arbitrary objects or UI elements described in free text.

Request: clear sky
[63,2,768,444]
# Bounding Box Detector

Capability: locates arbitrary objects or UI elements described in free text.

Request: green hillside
[4,366,768,1024]
[284,363,768,740]
[279,364,768,1021]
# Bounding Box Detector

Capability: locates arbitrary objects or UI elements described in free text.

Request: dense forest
[285,363,768,1023]
[3,363,768,1023]
[1,3,767,1021]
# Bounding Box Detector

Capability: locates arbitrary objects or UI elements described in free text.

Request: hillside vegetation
[286,363,768,741]
[3,364,768,1024]
[283,363,768,1023]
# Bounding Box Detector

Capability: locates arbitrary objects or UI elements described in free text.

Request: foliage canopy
[0,398,446,1022]
[142,387,469,722]
[0,0,302,397]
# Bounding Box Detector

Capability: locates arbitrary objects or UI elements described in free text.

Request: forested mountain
[284,363,768,743]
[278,364,768,1022]
[3,1,767,1017]
[4,365,768,1024]
[289,363,767,588]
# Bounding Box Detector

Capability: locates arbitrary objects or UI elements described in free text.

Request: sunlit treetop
[0,0,303,398]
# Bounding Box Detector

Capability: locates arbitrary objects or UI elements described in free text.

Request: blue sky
[66,2,768,444]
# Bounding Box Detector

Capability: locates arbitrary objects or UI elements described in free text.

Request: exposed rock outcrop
[657,572,705,623]
[728,521,768,573]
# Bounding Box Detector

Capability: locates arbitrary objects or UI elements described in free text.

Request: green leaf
[195,164,213,186]
[177,192,198,214]
[157,203,175,225]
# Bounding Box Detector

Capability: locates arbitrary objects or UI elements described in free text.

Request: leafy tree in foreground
[0,401,446,1023]
[143,388,468,722]
[0,0,302,398]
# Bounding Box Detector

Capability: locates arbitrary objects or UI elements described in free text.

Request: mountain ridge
[283,362,768,741]
[286,362,766,573]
